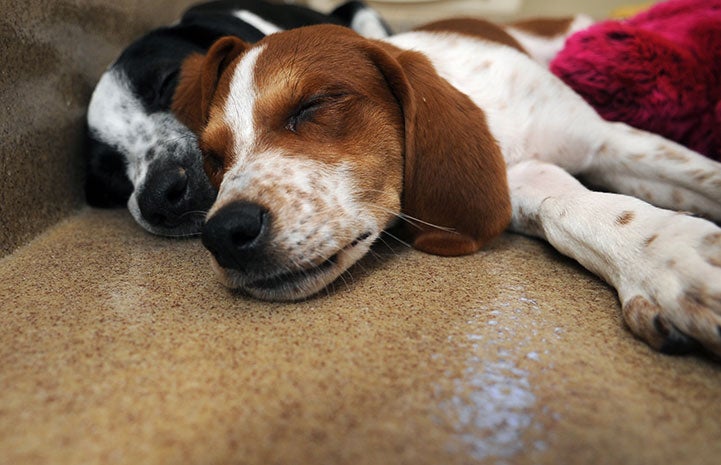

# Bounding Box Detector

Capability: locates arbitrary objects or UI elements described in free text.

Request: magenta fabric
[550,0,721,160]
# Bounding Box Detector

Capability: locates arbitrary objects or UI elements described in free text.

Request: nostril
[165,167,188,204]
[231,222,262,247]
[227,203,266,249]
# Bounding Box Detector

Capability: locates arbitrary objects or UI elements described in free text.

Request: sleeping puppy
[173,21,721,357]
[85,0,391,236]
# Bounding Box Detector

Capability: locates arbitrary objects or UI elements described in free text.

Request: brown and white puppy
[173,21,721,358]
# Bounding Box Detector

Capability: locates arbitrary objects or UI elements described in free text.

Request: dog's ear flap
[172,36,249,134]
[365,44,512,256]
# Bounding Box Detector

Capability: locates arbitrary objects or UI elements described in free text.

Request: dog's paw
[619,215,721,356]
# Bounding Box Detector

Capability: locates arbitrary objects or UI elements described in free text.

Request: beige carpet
[1,208,719,465]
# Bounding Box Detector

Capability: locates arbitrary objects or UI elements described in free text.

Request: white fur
[232,10,282,36]
[214,151,378,300]
[223,45,264,157]
[87,69,148,184]
[349,8,389,39]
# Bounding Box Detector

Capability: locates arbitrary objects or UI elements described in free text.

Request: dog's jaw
[212,230,378,301]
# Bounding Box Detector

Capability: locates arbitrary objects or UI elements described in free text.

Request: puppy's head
[86,26,221,236]
[173,25,511,301]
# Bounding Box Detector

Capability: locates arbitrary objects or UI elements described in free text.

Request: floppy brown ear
[172,36,249,134]
[365,44,512,256]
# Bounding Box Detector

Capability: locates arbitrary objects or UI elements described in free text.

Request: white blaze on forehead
[232,10,282,36]
[224,44,265,158]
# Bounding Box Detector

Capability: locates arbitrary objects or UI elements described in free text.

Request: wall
[306,0,645,29]
[0,0,198,257]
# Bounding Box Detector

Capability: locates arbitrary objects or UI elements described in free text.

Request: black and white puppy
[85,0,391,236]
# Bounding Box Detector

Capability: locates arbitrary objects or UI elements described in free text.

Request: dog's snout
[163,168,189,203]
[137,164,193,227]
[202,202,269,270]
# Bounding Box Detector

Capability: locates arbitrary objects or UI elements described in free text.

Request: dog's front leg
[508,160,721,357]
[581,122,721,222]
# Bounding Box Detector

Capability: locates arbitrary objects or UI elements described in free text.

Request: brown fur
[172,53,206,134]
[361,40,512,256]
[507,17,577,37]
[172,36,249,187]
[416,18,527,54]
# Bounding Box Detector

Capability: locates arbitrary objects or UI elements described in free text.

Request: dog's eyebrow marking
[232,10,282,35]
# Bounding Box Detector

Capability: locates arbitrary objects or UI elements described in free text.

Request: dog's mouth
[234,231,374,300]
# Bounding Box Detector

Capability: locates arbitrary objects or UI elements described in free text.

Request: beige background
[305,0,645,28]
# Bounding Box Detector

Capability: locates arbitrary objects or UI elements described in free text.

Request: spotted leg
[508,159,721,356]
[581,122,721,223]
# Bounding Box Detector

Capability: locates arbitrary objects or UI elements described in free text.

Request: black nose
[137,164,192,227]
[201,201,269,270]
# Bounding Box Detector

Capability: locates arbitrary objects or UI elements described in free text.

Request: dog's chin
[210,235,375,301]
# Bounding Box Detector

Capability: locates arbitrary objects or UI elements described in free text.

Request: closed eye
[285,93,346,133]
[205,149,224,174]
[157,69,179,103]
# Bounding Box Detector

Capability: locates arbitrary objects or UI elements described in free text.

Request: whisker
[380,229,413,249]
[178,210,209,219]
[161,231,202,238]
[363,203,456,233]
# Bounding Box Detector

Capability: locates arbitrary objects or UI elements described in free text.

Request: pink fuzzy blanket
[550,0,721,161]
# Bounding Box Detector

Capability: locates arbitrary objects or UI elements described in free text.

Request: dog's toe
[622,296,703,355]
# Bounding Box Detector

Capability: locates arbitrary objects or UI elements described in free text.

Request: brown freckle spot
[597,143,608,155]
[671,189,684,206]
[644,234,658,247]
[630,153,645,161]
[615,210,635,225]
[702,233,721,247]
[703,233,721,267]
[666,259,676,268]
[658,150,689,163]
[692,170,712,183]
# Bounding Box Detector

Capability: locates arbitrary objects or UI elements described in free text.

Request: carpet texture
[1,208,720,465]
